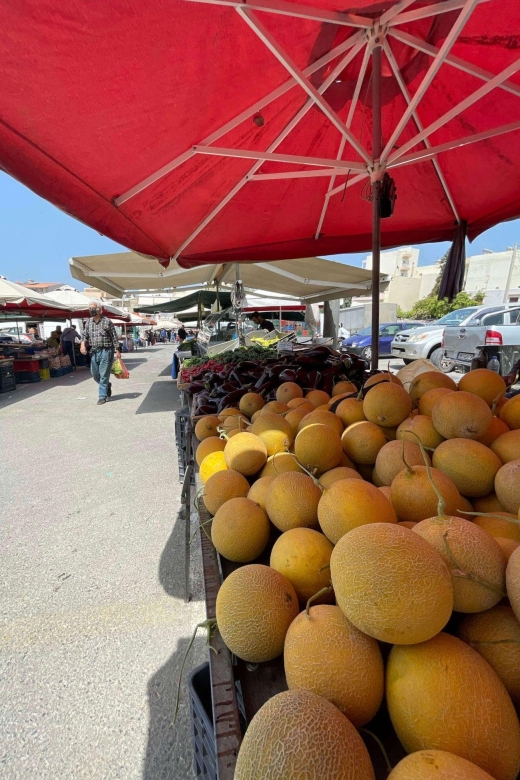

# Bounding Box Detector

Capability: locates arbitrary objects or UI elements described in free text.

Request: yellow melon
[335,396,367,427]
[203,469,250,515]
[397,414,445,449]
[211,498,271,562]
[270,528,333,604]
[473,493,506,513]
[363,382,413,428]
[387,632,520,780]
[239,392,265,417]
[250,409,263,423]
[284,605,383,726]
[233,689,375,780]
[276,381,303,404]
[432,391,493,440]
[458,605,520,706]
[340,451,357,469]
[216,564,298,663]
[262,400,289,415]
[507,546,520,622]
[495,460,520,513]
[364,372,403,389]
[399,520,417,529]
[195,436,226,466]
[227,427,248,438]
[265,472,322,532]
[218,407,242,421]
[319,466,362,488]
[249,413,294,456]
[341,421,387,465]
[459,368,507,406]
[432,438,502,497]
[331,523,452,644]
[200,450,228,483]
[314,403,331,412]
[477,415,510,447]
[375,440,430,486]
[194,415,221,441]
[287,397,315,413]
[305,389,331,408]
[318,480,397,545]
[223,432,267,476]
[259,452,303,477]
[294,424,343,475]
[219,414,250,434]
[285,408,311,436]
[297,409,343,437]
[332,381,357,396]
[418,387,456,417]
[409,371,457,406]
[454,493,474,518]
[473,512,520,542]
[247,475,275,510]
[491,429,520,464]
[388,750,499,780]
[413,515,505,612]
[390,465,461,523]
[496,537,520,560]
[499,395,520,430]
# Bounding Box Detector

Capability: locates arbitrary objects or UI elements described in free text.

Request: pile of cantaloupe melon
[193,369,520,780]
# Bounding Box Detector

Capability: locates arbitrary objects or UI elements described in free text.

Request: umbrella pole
[370,40,382,372]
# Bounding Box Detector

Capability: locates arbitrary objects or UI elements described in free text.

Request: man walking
[61,323,81,368]
[80,303,121,405]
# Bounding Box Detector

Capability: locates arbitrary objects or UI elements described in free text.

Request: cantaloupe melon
[477,415,510,447]
[371,467,383,486]
[305,389,331,408]
[313,403,331,412]
[409,371,457,406]
[496,537,520,560]
[276,381,303,404]
[247,475,275,510]
[364,372,403,389]
[499,394,520,430]
[418,387,456,417]
[386,632,520,780]
[340,451,357,468]
[265,472,322,531]
[432,391,493,440]
[330,523,453,644]
[454,493,474,518]
[285,407,311,436]
[506,545,520,623]
[341,421,387,465]
[294,424,343,475]
[491,429,520,463]
[473,512,520,542]
[211,498,271,562]
[195,435,226,466]
[224,432,267,476]
[216,564,299,663]
[239,392,265,418]
[390,465,461,523]
[459,368,507,406]
[398,520,417,528]
[233,689,375,780]
[335,396,367,427]
[219,414,250,434]
[332,381,357,396]
[397,414,444,449]
[203,469,250,515]
[218,407,242,420]
[194,415,221,441]
[458,605,520,706]
[200,451,228,483]
[432,438,502,497]
[318,480,397,545]
[297,409,343,437]
[270,528,333,604]
[319,466,362,488]
[495,459,520,513]
[249,413,294,456]
[284,605,383,727]
[388,750,498,780]
[375,440,430,486]
[413,515,505,612]
[363,382,413,428]
[259,452,303,477]
[262,400,289,415]
[287,397,314,413]
[472,493,506,513]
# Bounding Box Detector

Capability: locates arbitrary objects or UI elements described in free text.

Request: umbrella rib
[314,42,371,239]
[380,0,481,164]
[192,146,365,171]
[388,0,490,26]
[389,28,520,100]
[114,33,364,207]
[179,0,372,28]
[378,0,419,26]
[383,38,460,221]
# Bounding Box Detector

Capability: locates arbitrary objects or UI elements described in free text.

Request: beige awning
[69,252,388,304]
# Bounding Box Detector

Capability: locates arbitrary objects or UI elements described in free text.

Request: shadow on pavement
[135,381,180,415]
[158,364,174,377]
[109,392,143,402]
[0,369,92,410]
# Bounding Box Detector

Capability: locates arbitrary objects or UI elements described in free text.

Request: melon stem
[360,729,392,773]
[400,439,415,476]
[442,531,506,598]
[190,516,213,546]
[459,510,520,528]
[305,585,333,618]
[319,563,331,573]
[491,389,506,416]
[217,427,230,440]
[404,430,446,517]
[172,618,218,726]
[285,452,322,488]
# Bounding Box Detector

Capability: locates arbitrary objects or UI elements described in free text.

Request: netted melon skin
[388,749,497,780]
[234,689,375,780]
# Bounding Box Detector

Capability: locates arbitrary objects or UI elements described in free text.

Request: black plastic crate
[39,357,50,369]
[0,362,16,393]
[188,664,217,780]
[175,406,191,449]
[14,370,41,384]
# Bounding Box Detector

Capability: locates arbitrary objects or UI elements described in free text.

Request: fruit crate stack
[14,358,41,384]
[175,406,195,485]
[0,360,16,393]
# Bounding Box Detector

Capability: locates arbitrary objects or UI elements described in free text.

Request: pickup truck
[441,305,520,377]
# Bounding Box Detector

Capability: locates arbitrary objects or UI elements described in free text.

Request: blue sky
[1,171,520,289]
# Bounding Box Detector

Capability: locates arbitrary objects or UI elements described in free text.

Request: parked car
[340,321,423,363]
[390,305,516,368]
[441,305,520,376]
[0,332,35,345]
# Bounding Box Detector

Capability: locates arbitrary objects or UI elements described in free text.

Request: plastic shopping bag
[111,357,130,379]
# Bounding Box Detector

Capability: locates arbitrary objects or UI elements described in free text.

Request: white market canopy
[46,286,130,321]
[69,252,388,305]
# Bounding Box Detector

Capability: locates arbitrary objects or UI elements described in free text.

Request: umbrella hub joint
[365,23,387,51]
[369,163,387,183]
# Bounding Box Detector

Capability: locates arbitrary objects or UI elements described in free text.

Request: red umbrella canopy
[1,0,520,268]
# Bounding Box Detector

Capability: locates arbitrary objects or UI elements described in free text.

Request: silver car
[391,307,482,367]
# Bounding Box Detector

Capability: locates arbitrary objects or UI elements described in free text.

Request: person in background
[170,330,176,343]
[338,323,350,340]
[80,303,121,406]
[177,328,187,349]
[46,330,60,348]
[61,324,81,368]
[251,311,275,332]
[55,325,63,343]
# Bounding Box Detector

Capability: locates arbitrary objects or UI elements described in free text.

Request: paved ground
[0,346,206,780]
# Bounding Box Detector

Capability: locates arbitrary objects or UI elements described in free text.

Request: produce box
[14,370,41,384]
[13,359,39,372]
[39,368,50,380]
[0,361,16,393]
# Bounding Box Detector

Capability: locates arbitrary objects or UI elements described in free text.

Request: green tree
[400,290,484,321]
